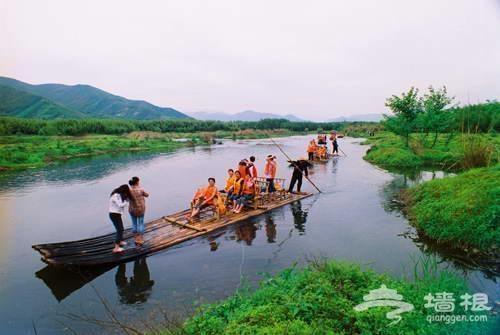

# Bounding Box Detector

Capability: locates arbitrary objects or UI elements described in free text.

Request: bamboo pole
[266,134,322,193]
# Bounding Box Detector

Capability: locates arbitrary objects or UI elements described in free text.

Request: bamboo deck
[32,192,313,266]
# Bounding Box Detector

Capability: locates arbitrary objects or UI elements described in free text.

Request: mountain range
[188,110,304,122]
[0,76,190,120]
[328,114,385,122]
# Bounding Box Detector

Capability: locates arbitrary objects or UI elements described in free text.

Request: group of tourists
[107,151,314,253]
[108,177,149,253]
[306,133,340,160]
[188,154,278,220]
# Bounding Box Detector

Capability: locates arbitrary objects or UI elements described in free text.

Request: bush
[407,165,500,250]
[181,260,493,335]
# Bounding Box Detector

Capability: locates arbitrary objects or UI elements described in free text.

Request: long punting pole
[266,134,322,193]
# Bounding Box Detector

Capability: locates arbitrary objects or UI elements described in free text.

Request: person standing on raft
[109,184,132,253]
[264,154,277,199]
[287,157,312,194]
[128,176,149,247]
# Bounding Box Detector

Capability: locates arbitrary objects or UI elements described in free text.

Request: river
[0,135,497,334]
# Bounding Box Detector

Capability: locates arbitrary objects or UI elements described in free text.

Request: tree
[384,87,422,147]
[419,86,454,148]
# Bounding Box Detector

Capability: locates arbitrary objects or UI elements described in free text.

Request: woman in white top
[109,184,131,253]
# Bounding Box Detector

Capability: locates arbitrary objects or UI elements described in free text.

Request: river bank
[361,131,498,170]
[356,131,499,255]
[157,259,494,335]
[0,129,312,171]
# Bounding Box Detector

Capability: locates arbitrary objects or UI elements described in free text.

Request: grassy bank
[0,134,186,170]
[402,165,500,253]
[168,260,493,335]
[360,131,499,170]
[0,129,312,170]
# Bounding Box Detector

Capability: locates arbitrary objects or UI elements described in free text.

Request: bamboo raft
[32,191,312,266]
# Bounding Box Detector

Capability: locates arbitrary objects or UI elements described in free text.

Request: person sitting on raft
[227,170,244,209]
[232,174,255,213]
[221,169,235,194]
[188,178,218,220]
[318,145,327,159]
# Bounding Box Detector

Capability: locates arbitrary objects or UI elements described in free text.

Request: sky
[1,0,500,121]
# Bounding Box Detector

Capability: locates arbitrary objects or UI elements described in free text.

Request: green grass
[361,132,499,170]
[0,129,316,170]
[0,134,184,170]
[170,260,494,335]
[404,165,500,251]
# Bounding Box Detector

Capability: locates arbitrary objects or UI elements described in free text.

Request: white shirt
[109,193,128,214]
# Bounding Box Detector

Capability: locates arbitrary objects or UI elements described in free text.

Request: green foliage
[384,87,423,147]
[417,86,455,148]
[0,76,189,120]
[407,165,500,251]
[180,260,493,335]
[361,132,498,169]
[0,85,86,119]
[0,117,344,136]
[451,101,500,133]
[383,87,499,149]
[0,135,183,169]
[459,134,497,169]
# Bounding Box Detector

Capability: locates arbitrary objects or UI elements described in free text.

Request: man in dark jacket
[287,157,312,194]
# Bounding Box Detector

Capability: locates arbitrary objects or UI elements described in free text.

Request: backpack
[216,194,226,215]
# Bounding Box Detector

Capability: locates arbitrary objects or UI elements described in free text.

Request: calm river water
[0,135,497,334]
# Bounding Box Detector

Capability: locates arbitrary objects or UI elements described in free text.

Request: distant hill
[189,110,304,122]
[0,76,191,120]
[328,114,384,122]
[0,85,86,119]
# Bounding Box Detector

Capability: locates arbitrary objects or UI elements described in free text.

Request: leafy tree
[418,86,454,148]
[384,87,422,147]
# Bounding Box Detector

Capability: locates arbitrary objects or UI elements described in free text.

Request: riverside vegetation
[355,89,499,255]
[0,117,351,170]
[146,259,494,335]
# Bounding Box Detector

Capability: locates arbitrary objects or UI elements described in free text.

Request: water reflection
[115,258,155,304]
[234,222,258,245]
[207,232,225,251]
[264,216,276,243]
[291,201,308,234]
[379,168,499,280]
[410,231,499,280]
[35,264,115,302]
[0,150,176,194]
[235,222,258,245]
[381,168,454,213]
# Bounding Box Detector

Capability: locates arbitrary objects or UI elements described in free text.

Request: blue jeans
[130,215,145,234]
[237,194,254,206]
[109,213,124,243]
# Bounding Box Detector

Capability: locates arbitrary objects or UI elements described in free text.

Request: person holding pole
[287,157,312,194]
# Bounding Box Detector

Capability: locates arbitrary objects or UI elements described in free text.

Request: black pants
[109,212,124,243]
[308,152,314,160]
[288,171,303,192]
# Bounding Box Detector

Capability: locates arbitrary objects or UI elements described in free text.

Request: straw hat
[266,154,276,160]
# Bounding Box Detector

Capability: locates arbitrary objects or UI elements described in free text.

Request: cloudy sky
[1,0,499,120]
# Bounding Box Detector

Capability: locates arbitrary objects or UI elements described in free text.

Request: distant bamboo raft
[32,192,313,266]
